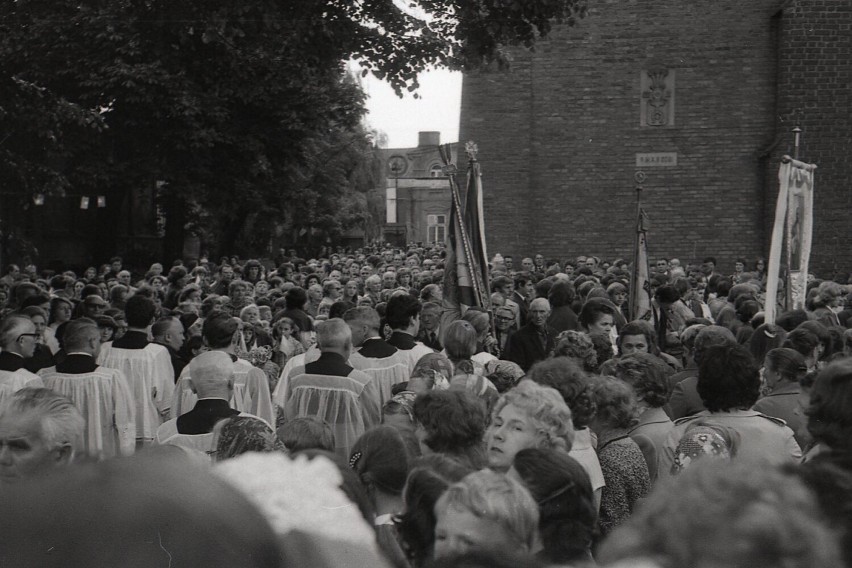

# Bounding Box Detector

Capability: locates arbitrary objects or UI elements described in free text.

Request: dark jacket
[504,323,557,372]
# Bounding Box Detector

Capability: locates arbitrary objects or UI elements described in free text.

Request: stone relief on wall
[640,69,675,126]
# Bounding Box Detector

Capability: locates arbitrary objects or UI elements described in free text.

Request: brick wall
[767,0,852,280]
[460,0,849,276]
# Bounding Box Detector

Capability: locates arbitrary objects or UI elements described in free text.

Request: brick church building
[458,0,850,277]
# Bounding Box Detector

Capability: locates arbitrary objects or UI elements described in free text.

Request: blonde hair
[436,469,539,552]
[490,380,575,452]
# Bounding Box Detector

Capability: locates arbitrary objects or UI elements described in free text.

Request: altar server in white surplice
[39,318,135,459]
[170,312,274,426]
[97,295,173,445]
[284,319,381,458]
[343,306,409,409]
[0,315,45,403]
[157,351,267,456]
[272,343,321,413]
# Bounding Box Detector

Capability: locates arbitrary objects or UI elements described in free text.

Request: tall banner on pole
[630,206,652,321]
[765,156,817,324]
[441,142,490,321]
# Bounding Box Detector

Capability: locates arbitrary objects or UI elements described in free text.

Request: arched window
[429,164,444,178]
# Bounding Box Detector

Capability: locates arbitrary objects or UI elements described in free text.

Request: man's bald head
[188,351,234,399]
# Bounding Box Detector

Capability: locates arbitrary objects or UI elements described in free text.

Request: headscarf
[671,423,739,475]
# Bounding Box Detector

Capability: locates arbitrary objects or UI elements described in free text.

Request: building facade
[380,132,459,247]
[458,0,851,277]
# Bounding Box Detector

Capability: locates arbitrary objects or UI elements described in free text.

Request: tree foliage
[0,0,586,258]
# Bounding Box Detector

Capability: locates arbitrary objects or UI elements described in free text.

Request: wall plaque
[640,69,675,126]
[635,152,678,167]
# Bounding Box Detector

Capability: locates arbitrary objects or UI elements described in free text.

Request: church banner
[765,158,817,324]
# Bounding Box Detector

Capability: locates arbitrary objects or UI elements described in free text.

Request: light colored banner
[765,159,816,324]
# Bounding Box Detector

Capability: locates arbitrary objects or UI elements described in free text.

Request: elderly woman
[413,390,488,470]
[588,376,650,537]
[553,330,598,373]
[485,380,574,473]
[752,347,810,448]
[527,357,605,512]
[212,415,279,461]
[433,470,539,561]
[612,353,675,481]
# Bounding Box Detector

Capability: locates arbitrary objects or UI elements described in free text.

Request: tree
[0,0,587,263]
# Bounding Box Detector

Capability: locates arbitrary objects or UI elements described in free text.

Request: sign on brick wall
[635,152,678,167]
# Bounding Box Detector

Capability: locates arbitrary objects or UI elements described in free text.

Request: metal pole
[785,126,801,310]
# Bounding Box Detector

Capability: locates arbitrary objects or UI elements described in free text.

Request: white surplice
[97,344,174,441]
[39,366,136,458]
[170,357,275,426]
[0,369,44,404]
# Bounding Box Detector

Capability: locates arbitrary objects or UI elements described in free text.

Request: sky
[359,68,462,149]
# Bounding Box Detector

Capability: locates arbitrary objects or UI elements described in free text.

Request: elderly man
[116,270,137,294]
[505,298,557,372]
[363,275,382,307]
[171,312,274,425]
[343,307,407,408]
[97,295,174,445]
[81,294,109,319]
[284,318,380,457]
[0,387,84,483]
[39,318,135,459]
[0,315,44,395]
[152,316,188,382]
[305,283,323,318]
[156,351,254,454]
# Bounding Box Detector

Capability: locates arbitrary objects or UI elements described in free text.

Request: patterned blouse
[597,430,651,537]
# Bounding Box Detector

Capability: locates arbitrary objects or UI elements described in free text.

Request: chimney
[418,131,441,147]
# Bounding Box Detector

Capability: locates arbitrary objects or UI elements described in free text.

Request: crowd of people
[1,245,852,568]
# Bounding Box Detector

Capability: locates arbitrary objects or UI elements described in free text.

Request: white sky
[359,68,462,149]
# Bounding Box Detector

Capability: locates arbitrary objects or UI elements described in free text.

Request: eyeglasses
[17,333,40,341]
[495,316,514,322]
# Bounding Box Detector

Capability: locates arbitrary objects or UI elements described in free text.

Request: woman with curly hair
[552,330,597,373]
[484,380,574,473]
[612,352,675,481]
[588,376,650,537]
[413,390,488,470]
[526,357,605,513]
